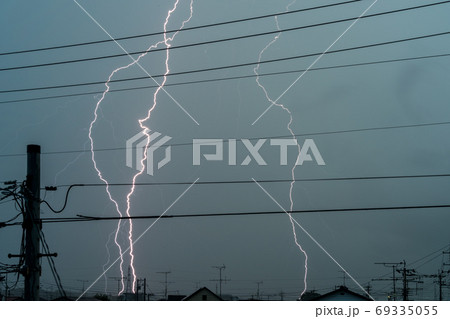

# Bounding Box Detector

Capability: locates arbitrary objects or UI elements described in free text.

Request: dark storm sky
[1,0,450,300]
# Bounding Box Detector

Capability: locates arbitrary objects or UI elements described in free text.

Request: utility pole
[374,262,403,301]
[211,264,228,298]
[339,271,347,287]
[442,249,450,301]
[109,276,126,296]
[5,145,59,300]
[143,278,146,301]
[402,262,407,301]
[135,278,148,301]
[24,144,41,301]
[157,271,172,300]
[423,269,449,301]
[2,273,8,300]
[135,279,140,301]
[365,283,371,297]
[77,279,88,293]
[256,281,263,300]
[395,261,416,301]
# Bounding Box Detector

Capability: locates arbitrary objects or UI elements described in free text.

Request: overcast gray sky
[1,0,450,300]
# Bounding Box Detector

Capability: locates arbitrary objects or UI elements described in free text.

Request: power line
[50,173,450,189]
[31,173,450,220]
[1,2,449,72]
[2,52,450,98]
[415,253,445,271]
[121,31,450,78]
[365,243,450,298]
[410,244,450,267]
[40,281,111,296]
[35,203,450,225]
[38,228,67,299]
[40,184,78,214]
[0,0,360,56]
[1,119,450,158]
[369,244,450,292]
[0,212,22,224]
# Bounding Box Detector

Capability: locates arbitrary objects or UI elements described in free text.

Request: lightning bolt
[124,0,194,293]
[253,0,309,299]
[102,229,115,294]
[89,0,194,294]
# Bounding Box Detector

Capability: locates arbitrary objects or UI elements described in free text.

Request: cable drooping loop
[40,184,84,214]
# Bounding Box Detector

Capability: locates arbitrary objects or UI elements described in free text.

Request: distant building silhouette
[300,290,321,301]
[311,286,371,301]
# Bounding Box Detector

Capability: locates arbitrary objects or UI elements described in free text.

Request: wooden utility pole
[374,262,403,301]
[24,144,41,301]
[396,261,417,301]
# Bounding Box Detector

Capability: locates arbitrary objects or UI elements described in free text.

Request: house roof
[182,287,223,301]
[311,286,372,301]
